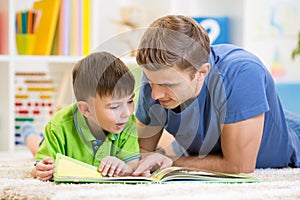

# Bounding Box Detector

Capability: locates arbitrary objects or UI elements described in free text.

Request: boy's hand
[33,157,55,181]
[99,156,134,177]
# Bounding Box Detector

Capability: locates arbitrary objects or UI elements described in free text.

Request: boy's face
[143,67,204,109]
[90,92,135,134]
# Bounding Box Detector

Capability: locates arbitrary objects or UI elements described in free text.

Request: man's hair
[136,15,210,76]
[72,52,135,101]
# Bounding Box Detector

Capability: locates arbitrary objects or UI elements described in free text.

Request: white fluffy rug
[1,150,300,200]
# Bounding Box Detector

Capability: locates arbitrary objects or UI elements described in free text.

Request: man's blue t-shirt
[135,44,300,168]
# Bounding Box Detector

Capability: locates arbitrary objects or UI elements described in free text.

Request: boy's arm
[173,113,264,173]
[32,121,65,180]
[34,120,66,163]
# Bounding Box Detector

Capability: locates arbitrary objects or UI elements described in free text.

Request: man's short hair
[136,15,210,76]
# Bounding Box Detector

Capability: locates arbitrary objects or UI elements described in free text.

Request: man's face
[143,67,202,109]
[91,93,135,134]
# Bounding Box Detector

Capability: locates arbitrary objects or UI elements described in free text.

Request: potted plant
[292,32,300,60]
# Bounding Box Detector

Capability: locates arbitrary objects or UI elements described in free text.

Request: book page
[150,166,260,183]
[54,153,103,179]
[54,153,155,183]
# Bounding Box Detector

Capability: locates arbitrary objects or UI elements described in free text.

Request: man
[132,15,300,176]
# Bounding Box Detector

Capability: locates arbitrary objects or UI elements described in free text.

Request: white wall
[244,0,300,82]
[170,0,244,46]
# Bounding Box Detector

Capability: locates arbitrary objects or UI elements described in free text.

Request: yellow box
[15,34,36,55]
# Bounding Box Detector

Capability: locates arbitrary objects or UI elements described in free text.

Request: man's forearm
[172,154,253,174]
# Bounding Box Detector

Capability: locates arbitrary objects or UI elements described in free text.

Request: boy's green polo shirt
[35,103,140,167]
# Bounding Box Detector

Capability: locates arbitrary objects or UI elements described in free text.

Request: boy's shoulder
[50,103,77,123]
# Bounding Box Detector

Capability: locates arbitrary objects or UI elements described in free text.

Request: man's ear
[77,101,91,118]
[195,63,210,81]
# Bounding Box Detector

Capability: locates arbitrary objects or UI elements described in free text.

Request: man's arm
[132,119,173,176]
[137,119,163,153]
[173,113,265,174]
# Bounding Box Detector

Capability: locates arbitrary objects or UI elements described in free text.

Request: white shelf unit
[0,0,85,151]
[0,0,13,151]
[0,59,13,151]
[5,0,296,151]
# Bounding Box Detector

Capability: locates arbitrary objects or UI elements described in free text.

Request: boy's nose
[121,106,131,118]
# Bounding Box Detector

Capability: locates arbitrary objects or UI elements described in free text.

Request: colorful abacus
[14,71,59,148]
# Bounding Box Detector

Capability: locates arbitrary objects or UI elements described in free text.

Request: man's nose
[151,84,165,100]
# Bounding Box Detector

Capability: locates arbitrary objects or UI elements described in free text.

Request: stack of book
[15,0,91,56]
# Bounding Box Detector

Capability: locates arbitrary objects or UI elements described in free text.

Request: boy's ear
[77,101,91,118]
[195,63,210,81]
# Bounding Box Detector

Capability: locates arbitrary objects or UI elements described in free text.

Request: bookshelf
[0,0,247,151]
[4,0,296,151]
[0,0,148,151]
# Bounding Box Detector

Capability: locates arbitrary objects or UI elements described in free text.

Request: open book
[53,153,260,184]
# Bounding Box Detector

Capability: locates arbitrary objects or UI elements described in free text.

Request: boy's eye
[128,99,134,104]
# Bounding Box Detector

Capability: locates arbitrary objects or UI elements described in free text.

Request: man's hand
[32,157,55,181]
[132,152,173,177]
[99,156,135,177]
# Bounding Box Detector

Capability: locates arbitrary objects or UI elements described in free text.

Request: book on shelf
[56,0,91,56]
[54,153,260,184]
[82,0,91,56]
[32,0,61,55]
[58,0,70,56]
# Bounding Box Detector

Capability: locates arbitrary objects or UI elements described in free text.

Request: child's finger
[37,173,53,181]
[42,156,54,164]
[101,161,111,176]
[98,162,104,172]
[36,161,55,172]
[107,161,120,177]
[108,165,117,177]
[114,166,123,176]
[36,168,54,180]
[98,157,110,173]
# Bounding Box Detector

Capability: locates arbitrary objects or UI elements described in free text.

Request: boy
[27,52,140,181]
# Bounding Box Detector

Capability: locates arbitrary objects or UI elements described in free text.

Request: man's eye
[150,82,173,88]
[110,106,119,109]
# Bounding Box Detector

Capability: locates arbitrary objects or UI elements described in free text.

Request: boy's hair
[136,15,210,76]
[72,52,135,101]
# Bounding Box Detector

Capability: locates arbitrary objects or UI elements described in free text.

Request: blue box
[276,83,300,115]
[193,16,229,45]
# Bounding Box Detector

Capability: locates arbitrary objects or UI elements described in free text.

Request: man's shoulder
[210,44,266,80]
[211,44,261,64]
